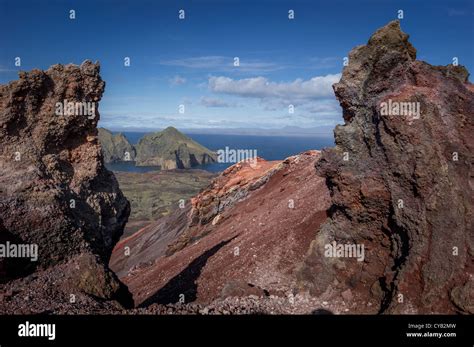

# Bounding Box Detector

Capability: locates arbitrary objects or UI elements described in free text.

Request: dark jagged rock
[0,61,132,312]
[98,127,136,163]
[299,21,474,314]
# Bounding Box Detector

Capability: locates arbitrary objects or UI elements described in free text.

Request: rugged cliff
[0,61,132,313]
[299,21,473,314]
[135,126,217,169]
[98,127,136,163]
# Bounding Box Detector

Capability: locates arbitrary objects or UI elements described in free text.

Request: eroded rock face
[0,61,132,311]
[299,21,473,314]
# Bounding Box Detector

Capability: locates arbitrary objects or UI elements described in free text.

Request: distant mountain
[98,128,136,163]
[135,126,217,169]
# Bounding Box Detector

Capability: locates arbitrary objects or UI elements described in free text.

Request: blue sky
[1,0,473,132]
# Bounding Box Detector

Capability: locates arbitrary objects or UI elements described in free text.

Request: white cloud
[208,74,341,101]
[161,56,281,73]
[304,99,341,114]
[308,56,340,69]
[206,73,342,122]
[0,66,15,73]
[200,96,235,108]
[169,75,187,86]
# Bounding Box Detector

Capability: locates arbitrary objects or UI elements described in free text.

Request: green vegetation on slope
[135,126,217,169]
[98,128,136,163]
[114,169,215,236]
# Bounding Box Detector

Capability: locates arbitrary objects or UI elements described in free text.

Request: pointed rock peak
[367,20,416,60]
[334,21,418,119]
[80,59,101,76]
[159,126,189,141]
[346,20,417,71]
[98,127,112,134]
[162,126,180,134]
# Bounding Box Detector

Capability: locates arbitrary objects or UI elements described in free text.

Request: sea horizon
[105,132,335,173]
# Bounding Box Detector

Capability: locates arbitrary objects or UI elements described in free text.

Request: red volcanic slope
[113,151,330,306]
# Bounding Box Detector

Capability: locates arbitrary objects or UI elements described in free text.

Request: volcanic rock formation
[0,61,132,313]
[299,21,473,314]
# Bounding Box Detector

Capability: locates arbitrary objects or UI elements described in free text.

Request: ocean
[105,132,335,173]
